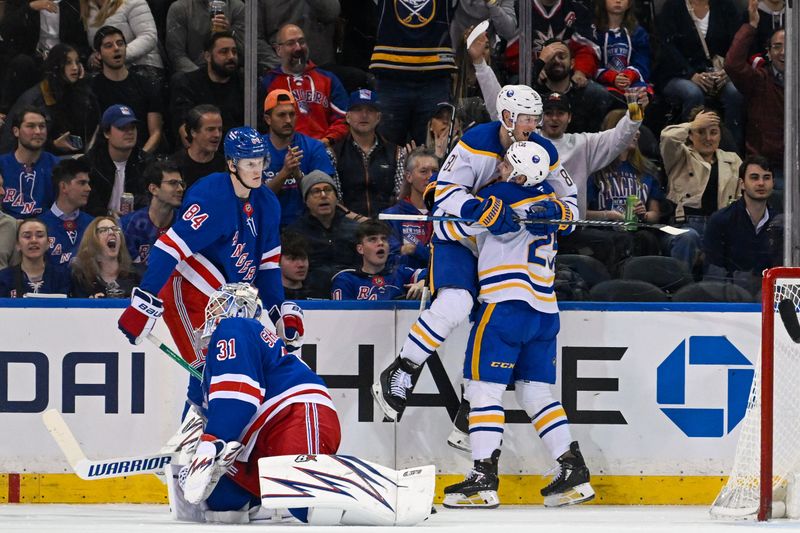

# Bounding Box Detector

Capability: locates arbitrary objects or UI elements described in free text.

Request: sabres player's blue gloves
[525,200,571,235]
[118,287,164,345]
[464,196,519,235]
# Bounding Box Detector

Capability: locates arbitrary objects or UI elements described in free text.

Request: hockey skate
[446,398,471,454]
[371,357,422,421]
[443,449,501,509]
[540,441,595,507]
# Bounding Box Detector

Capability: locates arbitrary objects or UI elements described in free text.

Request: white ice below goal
[710,268,800,520]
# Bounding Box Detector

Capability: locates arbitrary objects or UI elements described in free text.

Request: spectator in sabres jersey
[0,218,72,297]
[382,147,437,270]
[262,89,335,227]
[71,216,140,298]
[40,159,94,267]
[120,158,185,273]
[331,220,426,301]
[0,106,59,219]
[260,24,349,148]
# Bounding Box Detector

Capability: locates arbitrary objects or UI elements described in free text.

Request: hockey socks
[399,288,472,366]
[530,401,573,462]
[468,405,504,462]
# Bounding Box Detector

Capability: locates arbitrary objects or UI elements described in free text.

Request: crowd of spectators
[0,0,786,301]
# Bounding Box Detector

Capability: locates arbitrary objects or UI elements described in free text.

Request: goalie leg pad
[259,455,435,526]
[165,463,206,523]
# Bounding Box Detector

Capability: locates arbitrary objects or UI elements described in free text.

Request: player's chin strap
[229,158,261,191]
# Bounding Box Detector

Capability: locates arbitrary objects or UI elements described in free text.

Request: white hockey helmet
[496,85,543,133]
[505,141,551,186]
[197,282,263,348]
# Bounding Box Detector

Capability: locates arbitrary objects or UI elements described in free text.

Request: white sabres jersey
[431,121,578,246]
[475,181,561,314]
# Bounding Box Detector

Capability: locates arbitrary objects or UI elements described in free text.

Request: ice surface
[1,504,797,532]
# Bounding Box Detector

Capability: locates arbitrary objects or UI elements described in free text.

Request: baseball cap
[542,93,571,113]
[300,170,337,200]
[101,104,139,130]
[264,89,296,112]
[348,89,379,110]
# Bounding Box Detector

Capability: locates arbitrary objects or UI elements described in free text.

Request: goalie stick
[378,212,691,236]
[778,299,800,343]
[42,409,173,480]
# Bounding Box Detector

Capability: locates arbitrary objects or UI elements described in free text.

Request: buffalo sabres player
[174,283,340,522]
[442,142,593,509]
[117,127,304,443]
[373,86,578,422]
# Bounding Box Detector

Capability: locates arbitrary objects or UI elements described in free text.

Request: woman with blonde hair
[71,216,140,297]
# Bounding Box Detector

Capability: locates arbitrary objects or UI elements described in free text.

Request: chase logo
[656,336,753,438]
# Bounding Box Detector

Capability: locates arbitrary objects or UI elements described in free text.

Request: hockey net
[710,268,800,520]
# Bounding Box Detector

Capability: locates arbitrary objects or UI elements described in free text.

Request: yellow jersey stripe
[373,46,453,53]
[510,193,554,208]
[481,282,558,302]
[478,264,529,277]
[371,53,445,64]
[534,407,567,432]
[457,140,502,160]
[471,303,495,380]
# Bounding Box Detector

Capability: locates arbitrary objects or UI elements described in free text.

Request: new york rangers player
[117,127,304,406]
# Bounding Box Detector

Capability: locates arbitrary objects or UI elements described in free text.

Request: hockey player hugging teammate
[442,142,595,509]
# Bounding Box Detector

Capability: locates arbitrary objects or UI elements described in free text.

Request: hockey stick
[378,212,691,236]
[778,299,800,343]
[42,409,173,480]
[147,333,203,380]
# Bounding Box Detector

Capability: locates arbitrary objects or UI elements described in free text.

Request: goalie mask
[197,283,263,349]
[504,141,550,187]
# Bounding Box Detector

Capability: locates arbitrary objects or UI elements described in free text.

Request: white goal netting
[710,277,800,519]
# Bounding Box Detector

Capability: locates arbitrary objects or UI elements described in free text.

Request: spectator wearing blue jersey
[0,218,72,297]
[332,219,426,301]
[382,147,437,270]
[287,170,360,298]
[120,158,185,272]
[262,89,336,227]
[71,216,140,298]
[0,106,59,220]
[41,159,94,267]
[0,175,17,270]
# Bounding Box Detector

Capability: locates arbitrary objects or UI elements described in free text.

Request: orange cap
[264,89,296,112]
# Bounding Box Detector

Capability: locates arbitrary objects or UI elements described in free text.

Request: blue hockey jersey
[0,152,59,219]
[263,132,335,227]
[202,317,335,460]
[141,172,284,311]
[40,208,94,266]
[330,265,426,300]
[120,207,173,267]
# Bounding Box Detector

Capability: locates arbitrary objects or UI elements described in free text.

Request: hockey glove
[118,287,164,345]
[525,200,571,235]
[277,301,305,352]
[464,196,518,235]
[180,434,242,504]
[423,180,437,212]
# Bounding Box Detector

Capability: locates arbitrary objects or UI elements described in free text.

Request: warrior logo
[394,0,435,28]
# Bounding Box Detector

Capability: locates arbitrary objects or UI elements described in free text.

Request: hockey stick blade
[147,333,203,380]
[378,213,690,235]
[43,409,173,480]
[778,299,800,343]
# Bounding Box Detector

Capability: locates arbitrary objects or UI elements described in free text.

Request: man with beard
[80,105,152,217]
[41,158,94,267]
[171,32,245,147]
[261,24,349,148]
[90,26,164,153]
[172,104,226,189]
[120,158,185,271]
[0,106,59,219]
[166,0,245,74]
[262,89,335,227]
[703,156,782,293]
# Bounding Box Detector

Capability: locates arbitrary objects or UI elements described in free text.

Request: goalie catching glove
[463,196,518,235]
[180,434,243,504]
[118,287,164,345]
[525,199,572,235]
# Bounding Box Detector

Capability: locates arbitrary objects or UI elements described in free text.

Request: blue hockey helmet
[223,126,269,164]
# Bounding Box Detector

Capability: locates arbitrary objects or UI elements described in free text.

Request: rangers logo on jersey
[394,0,434,28]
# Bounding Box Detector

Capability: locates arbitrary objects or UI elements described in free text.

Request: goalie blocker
[167,454,435,525]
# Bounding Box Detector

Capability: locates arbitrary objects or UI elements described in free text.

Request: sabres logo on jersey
[394,0,435,28]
